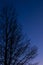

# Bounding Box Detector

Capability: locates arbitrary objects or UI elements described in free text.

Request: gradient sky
[0,0,43,65]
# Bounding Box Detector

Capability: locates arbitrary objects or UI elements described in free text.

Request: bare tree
[0,6,38,65]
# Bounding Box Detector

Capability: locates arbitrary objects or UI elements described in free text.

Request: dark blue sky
[0,0,43,65]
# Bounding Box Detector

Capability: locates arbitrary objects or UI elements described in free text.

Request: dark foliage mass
[0,6,38,65]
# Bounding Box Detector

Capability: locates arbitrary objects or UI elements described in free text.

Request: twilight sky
[0,0,43,65]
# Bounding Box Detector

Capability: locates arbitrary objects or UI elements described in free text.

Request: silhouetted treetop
[0,6,38,65]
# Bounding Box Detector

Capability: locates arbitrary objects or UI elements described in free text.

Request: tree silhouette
[0,6,38,65]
